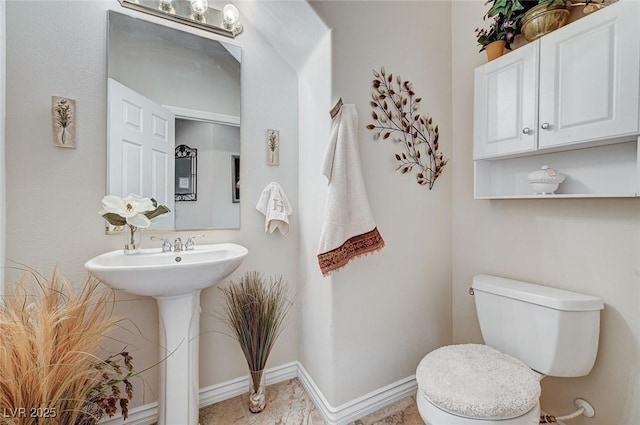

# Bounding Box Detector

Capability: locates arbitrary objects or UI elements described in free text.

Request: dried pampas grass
[220,272,292,393]
[0,269,132,425]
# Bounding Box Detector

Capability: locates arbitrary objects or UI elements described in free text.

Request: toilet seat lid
[416,344,541,420]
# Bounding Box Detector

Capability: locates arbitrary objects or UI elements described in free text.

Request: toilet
[416,274,604,425]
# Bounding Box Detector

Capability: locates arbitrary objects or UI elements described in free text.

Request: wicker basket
[520,3,570,42]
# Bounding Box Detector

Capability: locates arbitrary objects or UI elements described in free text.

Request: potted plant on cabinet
[519,0,572,41]
[504,0,603,43]
[475,13,518,61]
[479,0,608,55]
[477,0,534,60]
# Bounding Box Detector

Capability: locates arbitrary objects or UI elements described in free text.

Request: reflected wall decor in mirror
[107,11,241,230]
[175,144,197,202]
[232,155,240,203]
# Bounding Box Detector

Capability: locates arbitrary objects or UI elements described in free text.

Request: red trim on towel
[317,228,385,276]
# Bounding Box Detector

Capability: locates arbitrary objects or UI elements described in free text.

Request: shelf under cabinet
[474,140,640,199]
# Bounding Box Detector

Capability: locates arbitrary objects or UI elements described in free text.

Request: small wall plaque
[267,129,279,166]
[51,96,77,148]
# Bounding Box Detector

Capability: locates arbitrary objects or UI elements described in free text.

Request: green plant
[475,14,518,51]
[220,272,292,394]
[479,0,553,50]
[486,0,528,22]
[0,270,134,424]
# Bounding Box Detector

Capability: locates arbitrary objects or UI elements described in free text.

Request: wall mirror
[107,11,241,230]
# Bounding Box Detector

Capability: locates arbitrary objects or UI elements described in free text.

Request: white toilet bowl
[416,344,542,425]
[416,393,540,425]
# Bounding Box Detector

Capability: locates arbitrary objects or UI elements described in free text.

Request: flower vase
[485,40,506,62]
[248,369,266,413]
[123,225,141,255]
[58,127,68,145]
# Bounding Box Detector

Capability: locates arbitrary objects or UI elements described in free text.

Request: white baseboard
[297,363,417,425]
[99,401,157,425]
[100,362,416,425]
[198,361,298,407]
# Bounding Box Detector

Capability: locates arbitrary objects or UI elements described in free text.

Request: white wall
[298,30,335,402]
[451,3,640,424]
[305,1,453,407]
[5,0,299,410]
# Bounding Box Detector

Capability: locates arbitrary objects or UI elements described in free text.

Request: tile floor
[198,378,425,425]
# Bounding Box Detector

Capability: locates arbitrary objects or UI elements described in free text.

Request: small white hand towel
[256,182,293,235]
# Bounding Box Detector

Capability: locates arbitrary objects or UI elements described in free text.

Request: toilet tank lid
[472,274,604,311]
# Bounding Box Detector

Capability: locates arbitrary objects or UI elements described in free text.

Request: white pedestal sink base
[157,291,201,425]
[84,243,249,425]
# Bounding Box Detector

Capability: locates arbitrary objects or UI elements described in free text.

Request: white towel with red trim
[317,104,385,276]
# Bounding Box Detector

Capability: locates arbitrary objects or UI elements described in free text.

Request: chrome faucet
[173,237,184,252]
[150,236,172,252]
[185,234,205,250]
[152,235,203,252]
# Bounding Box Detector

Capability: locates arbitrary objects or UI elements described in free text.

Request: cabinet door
[538,2,640,149]
[473,41,539,159]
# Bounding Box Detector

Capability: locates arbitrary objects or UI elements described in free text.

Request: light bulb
[159,0,174,13]
[191,0,208,16]
[222,4,239,26]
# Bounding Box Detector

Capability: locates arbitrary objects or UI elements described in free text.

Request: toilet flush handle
[468,288,475,296]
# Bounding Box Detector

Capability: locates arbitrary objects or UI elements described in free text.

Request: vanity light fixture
[117,0,243,38]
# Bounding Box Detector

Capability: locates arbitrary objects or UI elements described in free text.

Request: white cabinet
[473,42,539,159]
[473,1,640,198]
[538,2,640,148]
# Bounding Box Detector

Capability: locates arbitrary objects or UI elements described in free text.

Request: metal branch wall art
[367,67,448,189]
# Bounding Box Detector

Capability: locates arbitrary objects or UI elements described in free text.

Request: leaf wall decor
[367,67,448,189]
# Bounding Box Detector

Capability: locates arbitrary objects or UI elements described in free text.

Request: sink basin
[84,243,248,298]
[84,242,248,425]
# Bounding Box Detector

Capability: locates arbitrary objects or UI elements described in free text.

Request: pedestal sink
[85,243,248,425]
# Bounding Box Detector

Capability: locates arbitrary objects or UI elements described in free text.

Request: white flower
[100,194,155,228]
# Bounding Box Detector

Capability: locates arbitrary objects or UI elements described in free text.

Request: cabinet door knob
[541,122,551,130]
[522,127,531,135]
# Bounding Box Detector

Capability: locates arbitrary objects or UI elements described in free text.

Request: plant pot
[520,3,570,42]
[485,40,506,62]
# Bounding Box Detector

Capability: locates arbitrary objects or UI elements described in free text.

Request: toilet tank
[471,274,604,377]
